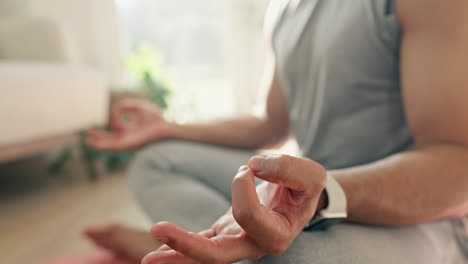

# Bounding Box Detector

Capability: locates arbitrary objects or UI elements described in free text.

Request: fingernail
[141,252,155,264]
[153,235,169,244]
[238,165,249,172]
[249,156,265,172]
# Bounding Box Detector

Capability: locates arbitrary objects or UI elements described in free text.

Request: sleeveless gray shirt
[268,0,412,169]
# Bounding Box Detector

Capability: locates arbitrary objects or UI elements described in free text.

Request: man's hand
[87,99,172,151]
[142,154,327,264]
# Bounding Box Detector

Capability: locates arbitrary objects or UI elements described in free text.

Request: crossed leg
[85,140,254,262]
[84,140,467,263]
[241,219,466,264]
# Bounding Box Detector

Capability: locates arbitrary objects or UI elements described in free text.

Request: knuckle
[313,164,327,190]
[275,154,288,168]
[277,155,295,176]
[232,206,262,229]
[266,243,289,256]
[299,160,327,194]
[264,234,291,256]
[231,206,252,226]
[277,154,291,166]
[316,163,327,178]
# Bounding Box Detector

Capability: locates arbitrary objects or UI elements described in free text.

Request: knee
[132,140,189,168]
[128,140,187,188]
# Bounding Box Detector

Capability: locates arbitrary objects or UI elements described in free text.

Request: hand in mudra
[142,154,327,264]
[87,99,172,151]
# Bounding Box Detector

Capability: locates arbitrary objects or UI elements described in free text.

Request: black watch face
[304,218,344,231]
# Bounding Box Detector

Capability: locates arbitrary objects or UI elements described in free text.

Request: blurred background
[0,0,268,263]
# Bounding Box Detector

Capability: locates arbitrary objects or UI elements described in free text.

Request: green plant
[49,44,172,176]
[125,44,172,109]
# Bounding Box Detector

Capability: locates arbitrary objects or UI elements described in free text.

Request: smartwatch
[304,174,347,230]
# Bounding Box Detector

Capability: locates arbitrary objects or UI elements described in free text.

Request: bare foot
[83,223,162,262]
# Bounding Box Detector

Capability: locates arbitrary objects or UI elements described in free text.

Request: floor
[0,155,150,264]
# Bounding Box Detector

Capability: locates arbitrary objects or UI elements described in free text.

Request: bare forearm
[333,144,468,226]
[157,61,289,150]
[163,116,288,150]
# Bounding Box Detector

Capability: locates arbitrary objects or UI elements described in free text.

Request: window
[116,0,268,122]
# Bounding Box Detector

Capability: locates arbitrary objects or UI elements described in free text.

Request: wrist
[144,121,178,142]
[304,173,347,230]
[160,122,178,139]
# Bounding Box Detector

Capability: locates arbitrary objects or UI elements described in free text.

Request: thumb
[111,104,142,131]
[248,154,326,192]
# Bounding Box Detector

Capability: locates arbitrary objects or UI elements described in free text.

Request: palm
[215,181,315,251]
[111,101,163,132]
[230,179,318,254]
[144,161,325,264]
[87,99,170,151]
[145,190,265,264]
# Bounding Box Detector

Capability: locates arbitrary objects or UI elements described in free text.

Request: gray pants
[129,141,468,264]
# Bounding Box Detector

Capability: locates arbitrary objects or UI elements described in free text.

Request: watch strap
[304,173,347,230]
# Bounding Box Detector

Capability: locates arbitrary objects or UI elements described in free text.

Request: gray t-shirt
[269,0,411,169]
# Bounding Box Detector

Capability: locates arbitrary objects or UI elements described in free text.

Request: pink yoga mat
[39,250,134,264]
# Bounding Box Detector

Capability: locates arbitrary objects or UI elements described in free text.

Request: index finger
[147,222,262,264]
[231,168,290,255]
[143,250,198,264]
[156,229,215,252]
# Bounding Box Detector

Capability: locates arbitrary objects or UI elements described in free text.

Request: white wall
[0,0,29,18]
[0,0,123,87]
